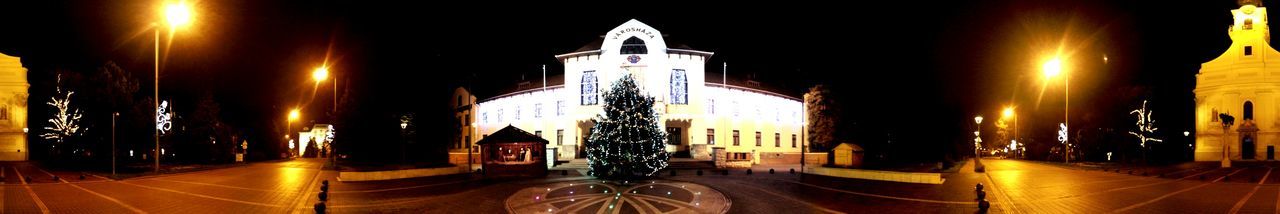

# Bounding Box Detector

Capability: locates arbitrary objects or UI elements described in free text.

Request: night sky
[0,1,1258,161]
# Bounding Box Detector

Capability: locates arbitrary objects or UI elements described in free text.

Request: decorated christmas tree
[586,74,669,179]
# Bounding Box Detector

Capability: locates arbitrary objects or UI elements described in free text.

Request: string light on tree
[585,74,669,179]
[1129,100,1162,148]
[42,74,83,143]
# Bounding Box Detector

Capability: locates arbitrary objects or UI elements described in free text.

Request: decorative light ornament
[157,100,173,135]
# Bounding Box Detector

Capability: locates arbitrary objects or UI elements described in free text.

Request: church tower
[1195,0,1280,162]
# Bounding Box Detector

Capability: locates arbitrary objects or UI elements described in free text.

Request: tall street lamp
[401,121,408,164]
[1003,106,1018,158]
[112,112,119,177]
[312,65,339,166]
[155,0,195,173]
[1043,56,1069,163]
[288,109,300,157]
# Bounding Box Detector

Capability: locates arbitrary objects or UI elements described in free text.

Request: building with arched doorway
[1196,1,1280,161]
[469,20,806,165]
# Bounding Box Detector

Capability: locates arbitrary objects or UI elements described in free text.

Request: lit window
[497,109,504,122]
[557,100,566,116]
[581,71,598,105]
[733,130,740,146]
[670,69,687,104]
[707,99,715,114]
[535,103,542,119]
[515,106,521,120]
[1246,18,1254,30]
[482,112,488,123]
[707,129,715,145]
[557,129,564,145]
[621,37,647,54]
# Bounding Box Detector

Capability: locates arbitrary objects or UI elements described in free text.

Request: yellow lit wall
[475,20,805,164]
[0,52,29,161]
[1195,4,1280,161]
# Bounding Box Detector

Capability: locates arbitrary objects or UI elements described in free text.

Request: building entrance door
[1243,135,1256,160]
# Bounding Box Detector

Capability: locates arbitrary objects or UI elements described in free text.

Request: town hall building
[455,20,807,166]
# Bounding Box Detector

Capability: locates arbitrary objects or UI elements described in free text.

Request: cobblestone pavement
[3,158,1277,213]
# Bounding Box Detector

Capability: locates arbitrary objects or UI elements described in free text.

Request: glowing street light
[1042,55,1070,163]
[289,109,301,121]
[163,1,193,29]
[1003,106,1019,159]
[312,66,329,82]
[154,0,197,173]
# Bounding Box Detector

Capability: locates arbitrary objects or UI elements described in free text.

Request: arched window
[581,71,598,105]
[620,37,647,54]
[670,69,688,104]
[1245,101,1255,120]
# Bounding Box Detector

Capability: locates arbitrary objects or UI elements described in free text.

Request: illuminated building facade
[1196,1,1280,161]
[473,20,805,164]
[0,52,29,161]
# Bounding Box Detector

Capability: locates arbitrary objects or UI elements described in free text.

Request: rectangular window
[755,132,762,147]
[670,69,688,104]
[515,106,521,120]
[557,100,566,116]
[775,133,781,147]
[733,130,740,146]
[497,109,504,122]
[464,114,470,126]
[707,99,715,114]
[1246,46,1254,56]
[534,103,542,119]
[792,134,797,148]
[581,71,598,105]
[482,112,488,123]
[557,129,564,145]
[707,129,715,145]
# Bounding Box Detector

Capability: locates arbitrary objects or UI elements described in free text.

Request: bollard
[746,169,753,175]
[769,169,775,174]
[25,176,31,182]
[80,175,86,180]
[52,175,59,181]
[978,200,991,210]
[314,202,326,213]
[670,170,677,177]
[697,170,703,176]
[318,191,328,201]
[322,180,329,186]
[976,190,986,200]
[790,168,795,174]
[723,170,729,175]
[320,185,329,192]
[975,183,984,192]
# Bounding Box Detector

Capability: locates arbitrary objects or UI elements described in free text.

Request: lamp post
[288,109,300,157]
[312,65,338,167]
[112,112,119,177]
[1043,57,1069,163]
[400,121,408,165]
[974,116,983,157]
[1003,106,1018,158]
[153,0,195,173]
